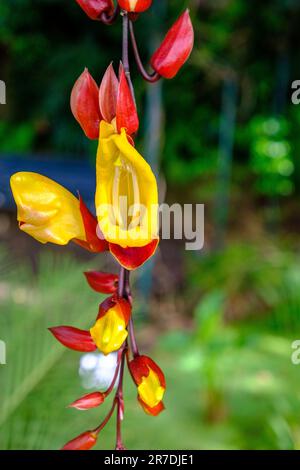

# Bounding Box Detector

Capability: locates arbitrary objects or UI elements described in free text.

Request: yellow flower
[137,369,165,408]
[129,355,166,414]
[95,121,158,248]
[10,172,86,245]
[90,296,131,355]
[90,310,128,356]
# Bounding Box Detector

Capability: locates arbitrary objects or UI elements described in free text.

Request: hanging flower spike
[9,1,195,450]
[49,326,97,352]
[129,355,166,415]
[62,430,98,450]
[117,0,152,13]
[68,392,105,410]
[84,271,119,294]
[71,68,102,139]
[150,9,194,79]
[75,0,114,20]
[116,65,139,135]
[10,172,87,246]
[90,296,131,355]
[95,120,159,256]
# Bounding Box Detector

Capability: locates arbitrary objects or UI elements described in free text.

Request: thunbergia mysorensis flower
[129,355,166,416]
[10,2,194,450]
[96,120,158,249]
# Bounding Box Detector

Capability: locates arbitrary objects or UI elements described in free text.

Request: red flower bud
[150,9,194,79]
[75,0,114,20]
[70,68,102,139]
[76,196,109,253]
[84,271,118,294]
[62,430,97,450]
[99,63,119,123]
[117,0,152,13]
[68,392,105,410]
[49,326,97,352]
[116,65,139,135]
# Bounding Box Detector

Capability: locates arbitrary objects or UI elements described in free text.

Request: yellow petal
[137,369,165,408]
[90,309,128,355]
[10,172,86,245]
[95,121,158,248]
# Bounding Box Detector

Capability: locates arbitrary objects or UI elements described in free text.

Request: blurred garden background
[1,0,300,450]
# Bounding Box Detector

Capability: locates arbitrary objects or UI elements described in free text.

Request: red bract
[117,0,152,13]
[77,196,109,253]
[68,392,105,410]
[62,430,97,450]
[150,9,194,79]
[70,68,102,139]
[75,0,114,20]
[109,238,159,270]
[99,63,119,123]
[84,271,118,294]
[116,66,139,135]
[49,326,97,352]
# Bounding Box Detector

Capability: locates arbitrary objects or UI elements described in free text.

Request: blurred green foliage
[249,116,294,196]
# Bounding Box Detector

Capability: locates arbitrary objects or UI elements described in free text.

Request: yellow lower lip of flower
[137,369,165,408]
[10,172,86,245]
[90,309,128,355]
[96,121,158,248]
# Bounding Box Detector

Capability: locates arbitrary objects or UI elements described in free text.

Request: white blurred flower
[79,351,119,390]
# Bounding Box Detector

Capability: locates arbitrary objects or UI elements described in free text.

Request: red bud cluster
[71,63,139,138]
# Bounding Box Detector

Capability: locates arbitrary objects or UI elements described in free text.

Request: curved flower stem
[118,266,126,298]
[129,20,161,83]
[104,343,126,397]
[121,11,136,104]
[123,270,139,357]
[93,398,117,435]
[100,6,120,25]
[128,318,139,357]
[115,350,126,450]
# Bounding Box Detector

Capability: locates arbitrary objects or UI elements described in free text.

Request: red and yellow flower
[129,355,166,416]
[50,294,131,356]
